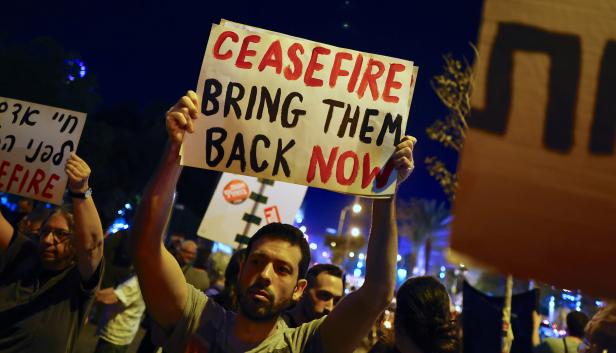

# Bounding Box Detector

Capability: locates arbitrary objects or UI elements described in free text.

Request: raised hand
[392,135,417,185]
[166,90,199,143]
[65,153,91,193]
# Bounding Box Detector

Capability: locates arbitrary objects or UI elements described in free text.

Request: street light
[337,198,362,238]
[351,227,360,237]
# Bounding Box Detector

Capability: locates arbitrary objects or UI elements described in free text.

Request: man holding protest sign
[130,90,416,353]
[0,153,105,353]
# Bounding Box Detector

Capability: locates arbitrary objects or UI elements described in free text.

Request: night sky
[1,0,483,237]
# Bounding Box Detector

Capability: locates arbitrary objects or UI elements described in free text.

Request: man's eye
[276,266,291,274]
[317,292,333,301]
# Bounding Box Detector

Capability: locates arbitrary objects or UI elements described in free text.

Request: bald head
[178,240,198,266]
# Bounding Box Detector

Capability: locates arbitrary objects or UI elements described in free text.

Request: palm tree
[398,198,450,275]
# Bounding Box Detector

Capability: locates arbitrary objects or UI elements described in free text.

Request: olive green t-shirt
[153,283,326,353]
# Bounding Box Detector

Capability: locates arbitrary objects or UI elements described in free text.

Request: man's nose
[257,263,274,284]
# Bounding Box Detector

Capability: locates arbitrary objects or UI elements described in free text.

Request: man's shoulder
[277,315,326,351]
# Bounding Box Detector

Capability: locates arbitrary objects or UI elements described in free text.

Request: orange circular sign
[223,180,250,204]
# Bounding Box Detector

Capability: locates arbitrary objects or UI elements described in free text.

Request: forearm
[130,141,187,326]
[131,141,182,255]
[318,195,398,353]
[363,195,397,305]
[72,196,104,279]
[0,209,14,252]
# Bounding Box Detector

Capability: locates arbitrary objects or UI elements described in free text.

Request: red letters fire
[211,29,408,104]
[0,159,60,200]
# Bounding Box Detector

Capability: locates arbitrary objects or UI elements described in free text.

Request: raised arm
[65,153,104,281]
[317,136,416,353]
[0,208,14,253]
[129,90,199,328]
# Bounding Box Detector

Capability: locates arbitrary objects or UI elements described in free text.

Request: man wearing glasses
[0,153,105,353]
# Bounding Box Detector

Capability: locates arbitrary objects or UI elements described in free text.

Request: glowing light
[440,266,446,272]
[212,242,233,254]
[358,253,365,260]
[354,269,362,277]
[349,251,355,258]
[321,251,330,258]
[326,227,337,234]
[309,242,318,250]
[351,227,360,237]
[383,321,392,329]
[357,261,363,269]
[65,59,87,81]
[342,22,350,29]
[124,203,132,210]
[117,209,125,215]
[108,218,129,234]
[299,226,307,233]
[352,203,362,213]
[330,242,336,247]
[396,254,402,262]
[439,272,445,279]
[397,268,407,280]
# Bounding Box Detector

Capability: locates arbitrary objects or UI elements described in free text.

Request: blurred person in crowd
[19,206,51,240]
[211,248,246,312]
[533,310,589,353]
[130,91,417,353]
[578,302,616,353]
[283,263,345,327]
[370,276,460,353]
[0,153,105,353]
[204,251,231,297]
[95,275,146,353]
[176,239,209,291]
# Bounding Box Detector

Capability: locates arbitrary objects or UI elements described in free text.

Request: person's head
[169,232,185,252]
[300,263,345,320]
[581,303,616,353]
[17,198,33,214]
[38,207,76,271]
[567,311,589,339]
[395,276,459,353]
[207,251,231,286]
[177,240,198,266]
[22,207,51,239]
[238,223,310,322]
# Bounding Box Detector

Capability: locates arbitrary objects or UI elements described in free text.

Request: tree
[397,198,450,275]
[425,52,475,202]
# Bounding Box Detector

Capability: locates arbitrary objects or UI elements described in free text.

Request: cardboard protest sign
[0,97,86,205]
[181,20,417,198]
[197,172,307,247]
[451,0,616,298]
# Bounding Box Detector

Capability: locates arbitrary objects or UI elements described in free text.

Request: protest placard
[451,0,616,298]
[0,97,86,205]
[181,21,417,198]
[197,172,307,247]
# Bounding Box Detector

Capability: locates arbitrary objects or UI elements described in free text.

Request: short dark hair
[306,263,345,291]
[567,311,589,338]
[245,223,311,279]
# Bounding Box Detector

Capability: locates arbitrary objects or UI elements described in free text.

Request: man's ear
[293,279,308,302]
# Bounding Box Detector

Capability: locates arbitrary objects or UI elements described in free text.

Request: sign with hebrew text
[0,97,86,205]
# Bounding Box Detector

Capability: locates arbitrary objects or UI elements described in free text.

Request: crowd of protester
[1,91,614,353]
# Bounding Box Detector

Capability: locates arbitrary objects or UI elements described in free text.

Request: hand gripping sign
[180,20,418,198]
